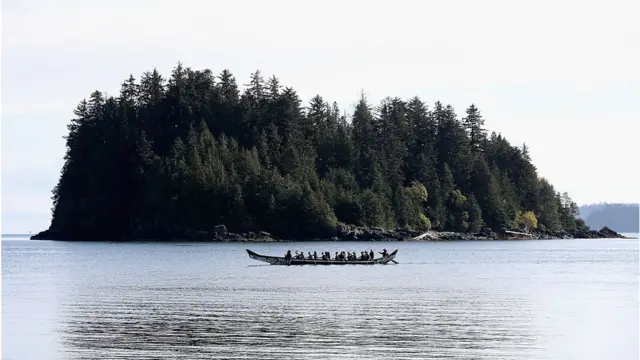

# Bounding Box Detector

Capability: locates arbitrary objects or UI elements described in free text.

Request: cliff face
[33,64,590,241]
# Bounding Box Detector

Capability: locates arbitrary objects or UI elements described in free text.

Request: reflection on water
[2,238,638,360]
[59,286,536,359]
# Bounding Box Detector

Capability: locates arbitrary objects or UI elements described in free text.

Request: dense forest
[35,63,589,240]
[579,203,639,233]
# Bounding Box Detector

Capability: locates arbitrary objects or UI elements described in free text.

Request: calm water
[2,235,638,360]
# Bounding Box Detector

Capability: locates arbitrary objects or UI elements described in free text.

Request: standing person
[369,249,374,259]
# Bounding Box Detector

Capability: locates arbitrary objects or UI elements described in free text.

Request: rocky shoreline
[30,224,629,242]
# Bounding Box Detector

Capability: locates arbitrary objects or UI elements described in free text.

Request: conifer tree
[39,63,586,240]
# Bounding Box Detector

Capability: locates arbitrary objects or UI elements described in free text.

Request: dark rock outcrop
[213,225,227,236]
[30,222,628,242]
[30,229,67,240]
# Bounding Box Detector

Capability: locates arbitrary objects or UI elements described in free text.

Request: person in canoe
[379,249,388,257]
[369,249,374,259]
[285,250,292,261]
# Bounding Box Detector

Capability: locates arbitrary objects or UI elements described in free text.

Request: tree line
[45,63,588,240]
[580,203,639,233]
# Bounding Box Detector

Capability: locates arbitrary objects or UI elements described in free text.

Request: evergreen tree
[462,104,487,153]
[39,63,586,240]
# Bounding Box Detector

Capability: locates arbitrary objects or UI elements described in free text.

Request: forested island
[31,63,625,242]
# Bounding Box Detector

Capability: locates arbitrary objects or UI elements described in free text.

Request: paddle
[391,260,399,264]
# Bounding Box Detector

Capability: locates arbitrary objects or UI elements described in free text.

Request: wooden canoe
[246,249,398,265]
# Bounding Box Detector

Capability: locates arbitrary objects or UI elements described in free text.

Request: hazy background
[2,0,638,234]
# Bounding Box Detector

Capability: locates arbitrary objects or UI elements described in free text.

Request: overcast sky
[1,0,638,233]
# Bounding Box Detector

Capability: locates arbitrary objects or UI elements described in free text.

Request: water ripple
[2,238,638,360]
[55,284,541,359]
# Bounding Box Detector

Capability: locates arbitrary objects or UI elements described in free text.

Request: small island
[31,63,625,242]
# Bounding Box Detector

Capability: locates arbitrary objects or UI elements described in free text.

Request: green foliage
[332,189,363,226]
[405,182,429,203]
[359,190,386,227]
[535,178,562,231]
[575,218,590,232]
[403,182,429,230]
[44,63,584,240]
[447,190,469,231]
[465,193,484,233]
[417,213,432,231]
[519,210,538,231]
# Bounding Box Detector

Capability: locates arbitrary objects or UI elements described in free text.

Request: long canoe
[246,249,398,265]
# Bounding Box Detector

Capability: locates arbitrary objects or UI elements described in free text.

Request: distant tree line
[580,203,639,233]
[45,63,587,240]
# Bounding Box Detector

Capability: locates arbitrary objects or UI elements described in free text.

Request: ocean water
[2,235,638,359]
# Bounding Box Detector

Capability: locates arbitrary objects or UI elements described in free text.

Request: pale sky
[1,0,638,234]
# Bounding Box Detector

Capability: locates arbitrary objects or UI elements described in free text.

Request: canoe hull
[246,249,398,265]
